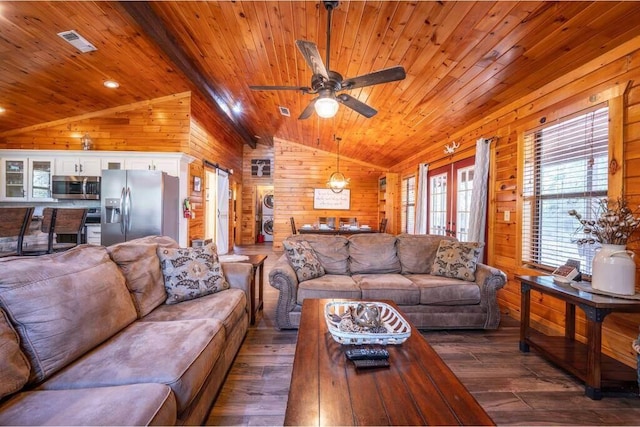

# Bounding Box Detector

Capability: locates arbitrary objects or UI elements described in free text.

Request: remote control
[352,359,390,369]
[345,348,389,360]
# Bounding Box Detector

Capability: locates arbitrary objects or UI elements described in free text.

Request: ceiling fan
[249,1,406,120]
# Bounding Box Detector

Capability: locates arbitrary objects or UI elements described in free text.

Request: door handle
[119,187,126,235]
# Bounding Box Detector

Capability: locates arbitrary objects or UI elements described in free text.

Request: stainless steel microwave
[52,176,101,200]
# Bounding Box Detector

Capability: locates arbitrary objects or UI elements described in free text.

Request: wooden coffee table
[284,298,494,426]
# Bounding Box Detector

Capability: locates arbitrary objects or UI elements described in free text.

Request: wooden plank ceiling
[1,1,640,167]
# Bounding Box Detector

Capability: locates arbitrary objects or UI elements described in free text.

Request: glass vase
[591,244,636,295]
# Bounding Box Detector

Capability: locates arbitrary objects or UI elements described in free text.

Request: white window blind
[522,106,609,275]
[401,176,416,233]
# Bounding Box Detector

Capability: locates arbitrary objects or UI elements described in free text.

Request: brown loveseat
[269,233,507,330]
[0,236,252,426]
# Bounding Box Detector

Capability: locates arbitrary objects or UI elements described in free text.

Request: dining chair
[0,207,35,257]
[339,217,357,228]
[23,208,88,255]
[379,218,388,233]
[290,217,297,235]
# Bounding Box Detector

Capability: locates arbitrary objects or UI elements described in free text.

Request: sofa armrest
[474,262,507,329]
[221,262,253,313]
[268,254,299,329]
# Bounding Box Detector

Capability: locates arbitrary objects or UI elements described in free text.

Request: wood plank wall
[271,138,385,250]
[0,93,191,151]
[392,37,640,368]
[189,93,245,251]
[0,91,248,251]
[241,143,274,246]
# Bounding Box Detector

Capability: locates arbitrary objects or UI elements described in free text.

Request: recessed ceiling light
[104,80,120,89]
[232,103,242,114]
[0,107,6,113]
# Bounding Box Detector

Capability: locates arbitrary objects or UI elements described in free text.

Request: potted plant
[569,197,640,295]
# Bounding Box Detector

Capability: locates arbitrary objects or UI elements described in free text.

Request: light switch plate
[504,210,510,221]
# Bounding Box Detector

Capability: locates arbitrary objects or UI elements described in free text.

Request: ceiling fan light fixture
[315,97,339,118]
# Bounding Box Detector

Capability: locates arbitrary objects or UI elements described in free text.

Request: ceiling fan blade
[249,85,311,93]
[295,40,329,80]
[298,97,318,120]
[337,94,377,118]
[341,66,406,90]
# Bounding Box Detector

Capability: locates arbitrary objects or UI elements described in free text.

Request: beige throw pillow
[157,243,229,304]
[431,240,483,282]
[283,240,325,282]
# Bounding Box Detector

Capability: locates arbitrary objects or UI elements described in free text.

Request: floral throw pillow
[431,240,484,282]
[157,243,229,304]
[283,240,325,283]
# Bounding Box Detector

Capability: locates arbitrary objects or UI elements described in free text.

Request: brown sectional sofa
[0,236,253,426]
[269,233,507,330]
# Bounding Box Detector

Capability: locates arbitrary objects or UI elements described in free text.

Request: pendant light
[327,136,350,193]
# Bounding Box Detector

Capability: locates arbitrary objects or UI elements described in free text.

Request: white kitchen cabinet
[1,158,27,201]
[101,158,126,171]
[55,157,102,176]
[85,224,101,245]
[28,159,55,201]
[0,157,55,201]
[125,157,179,177]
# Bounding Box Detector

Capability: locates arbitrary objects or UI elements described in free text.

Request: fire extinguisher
[183,198,193,219]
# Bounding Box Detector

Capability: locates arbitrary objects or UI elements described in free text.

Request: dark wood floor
[207,243,640,426]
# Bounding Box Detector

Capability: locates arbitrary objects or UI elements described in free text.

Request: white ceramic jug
[591,244,636,295]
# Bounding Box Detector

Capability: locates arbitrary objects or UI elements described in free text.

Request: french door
[428,157,474,241]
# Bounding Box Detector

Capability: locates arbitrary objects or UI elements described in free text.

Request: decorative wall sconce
[444,141,460,155]
[81,132,93,150]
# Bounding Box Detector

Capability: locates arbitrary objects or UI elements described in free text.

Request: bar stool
[0,207,35,257]
[23,208,88,255]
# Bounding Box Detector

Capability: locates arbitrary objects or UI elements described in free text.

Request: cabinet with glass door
[1,158,27,201]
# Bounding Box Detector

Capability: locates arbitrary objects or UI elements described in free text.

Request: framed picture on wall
[193,176,202,192]
[313,189,351,210]
[251,159,271,177]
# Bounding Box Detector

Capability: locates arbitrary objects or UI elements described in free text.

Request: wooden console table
[517,275,640,399]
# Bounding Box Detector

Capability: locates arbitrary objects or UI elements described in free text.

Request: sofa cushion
[0,308,30,399]
[142,288,247,337]
[286,234,349,274]
[409,274,481,305]
[431,240,483,281]
[0,245,137,384]
[283,240,325,282]
[41,318,225,414]
[157,243,229,304]
[297,275,361,304]
[353,274,420,305]
[396,234,456,274]
[348,234,401,274]
[0,384,176,426]
[107,235,179,317]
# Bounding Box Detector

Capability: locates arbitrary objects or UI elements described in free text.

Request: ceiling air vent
[57,30,97,53]
[279,106,291,117]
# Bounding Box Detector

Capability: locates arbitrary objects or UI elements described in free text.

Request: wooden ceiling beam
[118,1,257,149]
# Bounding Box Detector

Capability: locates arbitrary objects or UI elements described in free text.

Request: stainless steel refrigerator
[100,170,179,246]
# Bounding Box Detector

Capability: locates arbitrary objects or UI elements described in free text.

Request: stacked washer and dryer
[258,187,274,242]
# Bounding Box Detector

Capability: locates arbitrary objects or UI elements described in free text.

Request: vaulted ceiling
[1,1,640,167]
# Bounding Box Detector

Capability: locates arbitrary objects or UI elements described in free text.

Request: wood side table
[517,275,640,399]
[221,254,267,325]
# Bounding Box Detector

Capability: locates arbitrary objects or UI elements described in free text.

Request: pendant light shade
[327,136,350,193]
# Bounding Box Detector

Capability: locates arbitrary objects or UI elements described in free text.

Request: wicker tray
[324,301,411,345]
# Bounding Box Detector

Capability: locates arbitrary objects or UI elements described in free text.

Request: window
[427,157,474,240]
[401,175,416,233]
[522,106,609,275]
